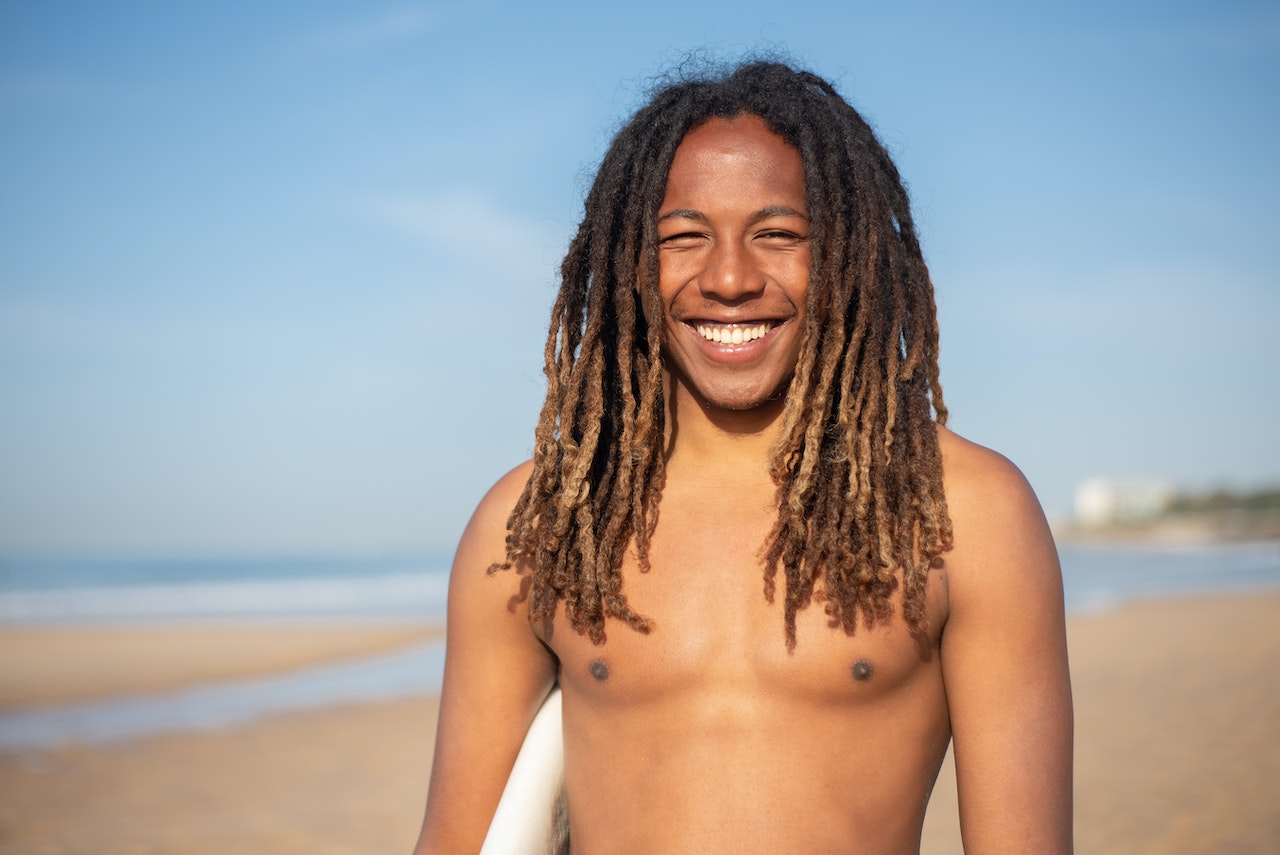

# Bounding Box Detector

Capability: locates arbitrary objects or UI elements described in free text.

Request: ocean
[1,543,1277,751]
[0,555,452,625]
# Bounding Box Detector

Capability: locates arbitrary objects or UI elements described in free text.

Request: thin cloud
[364,191,563,285]
[298,5,435,58]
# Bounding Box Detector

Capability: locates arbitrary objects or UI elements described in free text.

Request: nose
[699,240,765,302]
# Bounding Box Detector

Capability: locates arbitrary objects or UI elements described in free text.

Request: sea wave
[0,572,449,624]
[1058,541,1280,613]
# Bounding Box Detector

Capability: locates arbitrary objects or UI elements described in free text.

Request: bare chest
[542,496,946,711]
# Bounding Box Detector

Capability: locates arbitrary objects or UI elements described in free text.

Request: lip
[679,318,788,362]
[690,319,778,346]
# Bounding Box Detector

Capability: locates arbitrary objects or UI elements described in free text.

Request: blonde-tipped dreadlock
[494,60,952,648]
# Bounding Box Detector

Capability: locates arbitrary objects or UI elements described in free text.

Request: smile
[692,321,776,345]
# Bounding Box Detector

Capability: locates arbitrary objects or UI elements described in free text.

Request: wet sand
[921,591,1280,854]
[0,622,443,710]
[2,594,1278,853]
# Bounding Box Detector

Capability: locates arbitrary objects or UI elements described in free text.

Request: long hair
[495,60,952,649]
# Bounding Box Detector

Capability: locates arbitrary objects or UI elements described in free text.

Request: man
[414,61,1072,854]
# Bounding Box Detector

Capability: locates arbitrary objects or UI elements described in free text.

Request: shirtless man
[413,61,1072,854]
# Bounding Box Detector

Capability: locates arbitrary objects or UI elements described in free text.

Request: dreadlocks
[495,60,953,649]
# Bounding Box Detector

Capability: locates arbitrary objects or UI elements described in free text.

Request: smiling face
[655,113,811,414]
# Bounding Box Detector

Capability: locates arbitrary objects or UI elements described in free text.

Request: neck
[663,378,785,484]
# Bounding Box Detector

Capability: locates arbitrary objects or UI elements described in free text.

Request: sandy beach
[0,623,443,710]
[2,593,1277,854]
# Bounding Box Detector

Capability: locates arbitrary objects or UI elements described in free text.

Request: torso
[535,465,954,854]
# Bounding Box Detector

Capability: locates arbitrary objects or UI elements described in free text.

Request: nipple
[589,658,610,682]
[851,659,874,682]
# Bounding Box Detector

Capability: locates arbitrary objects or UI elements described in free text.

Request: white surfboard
[479,686,568,855]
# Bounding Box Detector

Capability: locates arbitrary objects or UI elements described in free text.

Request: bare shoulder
[456,459,534,561]
[445,456,540,635]
[937,426,1043,529]
[936,424,1054,568]
[415,458,553,854]
[933,432,1073,852]
[444,459,538,630]
[935,426,1060,607]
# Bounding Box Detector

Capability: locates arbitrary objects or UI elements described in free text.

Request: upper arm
[938,431,1073,853]
[413,462,558,854]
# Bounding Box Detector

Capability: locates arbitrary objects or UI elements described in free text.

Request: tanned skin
[414,116,1072,854]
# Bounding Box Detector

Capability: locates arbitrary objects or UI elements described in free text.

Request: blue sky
[2,1,1277,558]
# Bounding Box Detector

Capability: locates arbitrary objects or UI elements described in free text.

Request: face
[655,113,810,414]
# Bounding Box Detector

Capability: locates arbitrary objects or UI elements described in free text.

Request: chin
[665,360,797,414]
[690,379,792,413]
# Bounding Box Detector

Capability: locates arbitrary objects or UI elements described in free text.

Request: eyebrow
[657,204,809,224]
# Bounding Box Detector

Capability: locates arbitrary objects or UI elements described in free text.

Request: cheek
[656,248,703,292]
[786,254,812,307]
[652,271,684,316]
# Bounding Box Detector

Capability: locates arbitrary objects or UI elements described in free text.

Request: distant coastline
[1055,483,1280,546]
[1053,507,1280,546]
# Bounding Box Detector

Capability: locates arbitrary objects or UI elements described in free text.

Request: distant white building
[1074,478,1175,526]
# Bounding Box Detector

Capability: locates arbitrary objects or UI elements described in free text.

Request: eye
[659,231,706,248]
[756,229,808,245]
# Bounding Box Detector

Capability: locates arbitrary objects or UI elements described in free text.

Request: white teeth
[693,322,772,344]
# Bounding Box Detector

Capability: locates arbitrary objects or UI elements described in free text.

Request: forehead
[662,114,806,207]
